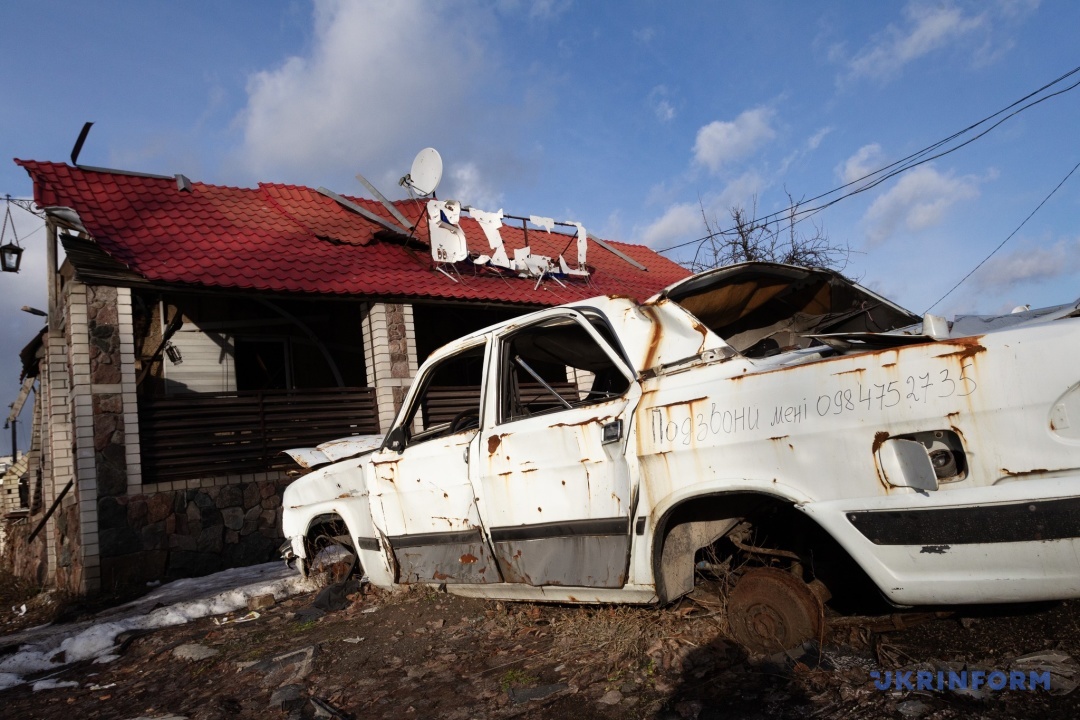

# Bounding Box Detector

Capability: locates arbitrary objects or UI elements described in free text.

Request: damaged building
[1,159,689,595]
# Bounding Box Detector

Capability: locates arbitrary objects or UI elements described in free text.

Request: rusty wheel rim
[726,566,825,654]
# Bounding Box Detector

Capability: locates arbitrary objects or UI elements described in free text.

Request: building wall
[84,285,292,589]
[0,259,75,589]
[6,280,427,594]
[163,323,236,394]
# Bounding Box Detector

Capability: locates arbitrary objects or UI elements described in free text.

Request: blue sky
[2,0,1079,451]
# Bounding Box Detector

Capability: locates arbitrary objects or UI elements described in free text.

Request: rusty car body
[281,261,1080,650]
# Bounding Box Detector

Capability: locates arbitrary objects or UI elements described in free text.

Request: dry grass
[550,605,669,662]
[474,552,746,679]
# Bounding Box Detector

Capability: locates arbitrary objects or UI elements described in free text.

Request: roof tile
[16,159,690,305]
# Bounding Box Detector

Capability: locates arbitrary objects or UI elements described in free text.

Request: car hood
[283,434,384,470]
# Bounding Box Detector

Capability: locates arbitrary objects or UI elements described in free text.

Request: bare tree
[692,193,852,272]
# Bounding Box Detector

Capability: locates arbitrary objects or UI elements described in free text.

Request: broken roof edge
[18,327,46,381]
[42,206,87,234]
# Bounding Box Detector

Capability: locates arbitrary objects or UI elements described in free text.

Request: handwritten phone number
[815,362,977,416]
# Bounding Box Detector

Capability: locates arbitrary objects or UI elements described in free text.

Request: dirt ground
[3,569,1080,720]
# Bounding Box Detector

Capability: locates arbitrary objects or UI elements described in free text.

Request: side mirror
[384,427,406,452]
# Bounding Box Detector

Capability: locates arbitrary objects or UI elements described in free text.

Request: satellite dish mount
[400,148,444,197]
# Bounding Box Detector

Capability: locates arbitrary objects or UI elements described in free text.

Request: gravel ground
[2,569,1080,720]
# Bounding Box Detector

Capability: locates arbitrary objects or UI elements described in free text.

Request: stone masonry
[98,478,289,589]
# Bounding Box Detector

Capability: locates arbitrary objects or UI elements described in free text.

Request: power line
[657,64,1080,255]
[923,157,1080,314]
[791,72,1080,229]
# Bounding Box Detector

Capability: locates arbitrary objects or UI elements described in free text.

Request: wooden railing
[138,387,380,483]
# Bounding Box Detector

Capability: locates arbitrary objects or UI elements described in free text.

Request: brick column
[68,280,99,593]
[118,288,142,491]
[362,302,419,432]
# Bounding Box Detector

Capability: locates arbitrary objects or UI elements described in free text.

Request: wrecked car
[281,261,1080,651]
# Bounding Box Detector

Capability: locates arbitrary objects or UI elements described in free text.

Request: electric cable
[657,64,1080,255]
[923,157,1080,314]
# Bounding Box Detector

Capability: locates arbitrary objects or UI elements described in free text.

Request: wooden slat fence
[421,382,580,426]
[139,387,380,483]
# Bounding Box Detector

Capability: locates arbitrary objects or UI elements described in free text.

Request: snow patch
[32,678,79,692]
[0,562,318,692]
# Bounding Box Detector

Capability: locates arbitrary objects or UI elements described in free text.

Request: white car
[281,262,1080,651]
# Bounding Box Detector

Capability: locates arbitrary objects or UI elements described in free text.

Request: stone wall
[53,497,82,591]
[387,303,411,413]
[0,518,47,586]
[97,478,288,591]
[86,285,126,503]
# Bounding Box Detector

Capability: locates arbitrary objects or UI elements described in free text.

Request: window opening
[235,338,291,391]
[500,315,630,423]
[400,343,486,447]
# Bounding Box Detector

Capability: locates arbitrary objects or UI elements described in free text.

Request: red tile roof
[16,160,690,306]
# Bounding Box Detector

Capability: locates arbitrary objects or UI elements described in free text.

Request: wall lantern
[165,341,184,365]
[1,241,23,273]
[1,202,23,273]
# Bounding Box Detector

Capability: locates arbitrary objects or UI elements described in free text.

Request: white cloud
[778,127,835,175]
[637,172,765,249]
[634,27,656,44]
[602,208,623,239]
[493,0,571,20]
[714,172,767,211]
[233,0,493,185]
[648,86,675,123]
[806,126,833,151]
[693,107,776,174]
[971,237,1080,292]
[996,0,1041,19]
[446,162,503,210]
[638,202,703,249]
[838,143,884,184]
[862,165,980,245]
[847,2,986,81]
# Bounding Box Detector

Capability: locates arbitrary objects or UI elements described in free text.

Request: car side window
[398,343,486,448]
[498,314,631,424]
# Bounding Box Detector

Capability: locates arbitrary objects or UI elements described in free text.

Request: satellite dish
[404,148,443,196]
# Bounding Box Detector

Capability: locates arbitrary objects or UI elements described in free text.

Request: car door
[476,308,640,588]
[368,338,501,584]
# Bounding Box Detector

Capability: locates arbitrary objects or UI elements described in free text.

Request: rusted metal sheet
[492,534,629,588]
[390,529,500,584]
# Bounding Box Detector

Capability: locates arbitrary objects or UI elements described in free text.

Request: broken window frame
[394,338,489,450]
[495,309,635,426]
